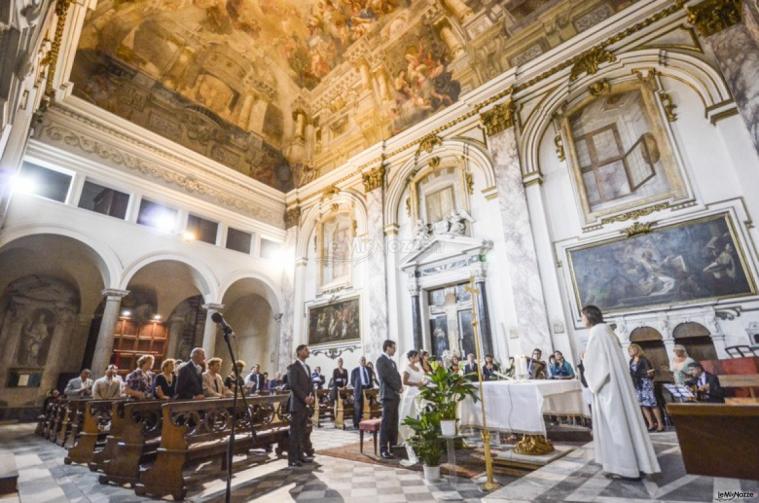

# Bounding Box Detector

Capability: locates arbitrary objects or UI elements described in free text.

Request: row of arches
[629,322,718,381]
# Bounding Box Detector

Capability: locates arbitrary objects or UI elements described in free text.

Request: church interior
[1,0,759,501]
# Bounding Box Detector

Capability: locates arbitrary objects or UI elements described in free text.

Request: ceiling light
[183,230,197,241]
[120,310,131,317]
[149,210,176,233]
[10,174,39,195]
[153,314,162,320]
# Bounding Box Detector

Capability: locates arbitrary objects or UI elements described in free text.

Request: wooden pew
[35,399,59,438]
[362,388,381,420]
[667,403,759,479]
[65,400,117,465]
[57,399,86,447]
[312,389,333,427]
[98,400,163,487]
[137,394,290,500]
[47,399,68,442]
[719,374,759,404]
[334,388,354,429]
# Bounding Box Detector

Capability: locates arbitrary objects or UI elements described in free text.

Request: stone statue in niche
[447,208,472,236]
[412,219,433,249]
[18,309,55,367]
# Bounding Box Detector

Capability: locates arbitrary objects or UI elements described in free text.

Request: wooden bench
[137,394,290,500]
[334,388,354,429]
[667,403,759,479]
[312,389,333,427]
[57,399,87,447]
[65,400,118,465]
[719,374,759,404]
[35,399,57,437]
[98,400,163,487]
[361,388,381,421]
[47,399,69,442]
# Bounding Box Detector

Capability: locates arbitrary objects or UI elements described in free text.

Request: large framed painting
[567,214,756,313]
[308,297,360,346]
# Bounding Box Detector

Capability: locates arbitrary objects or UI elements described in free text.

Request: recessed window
[226,227,252,254]
[137,199,177,232]
[14,162,72,202]
[186,214,218,244]
[78,181,129,219]
[260,238,281,260]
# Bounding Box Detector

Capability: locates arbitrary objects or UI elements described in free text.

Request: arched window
[673,322,717,362]
[629,326,670,381]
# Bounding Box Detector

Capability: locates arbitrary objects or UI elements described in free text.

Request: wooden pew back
[667,403,759,480]
[65,399,120,465]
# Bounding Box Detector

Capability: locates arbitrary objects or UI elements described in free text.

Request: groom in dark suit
[375,339,403,459]
[286,344,315,467]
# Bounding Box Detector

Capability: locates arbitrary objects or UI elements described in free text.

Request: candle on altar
[515,354,528,380]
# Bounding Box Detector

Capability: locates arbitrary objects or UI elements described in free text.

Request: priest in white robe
[581,305,661,479]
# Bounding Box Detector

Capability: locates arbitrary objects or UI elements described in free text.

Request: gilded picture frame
[307,296,361,346]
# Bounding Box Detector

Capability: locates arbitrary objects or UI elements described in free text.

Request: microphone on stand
[211,312,234,336]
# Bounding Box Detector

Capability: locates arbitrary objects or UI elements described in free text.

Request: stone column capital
[202,303,224,312]
[101,288,129,300]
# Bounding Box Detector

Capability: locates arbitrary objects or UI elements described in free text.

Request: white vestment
[584,323,661,478]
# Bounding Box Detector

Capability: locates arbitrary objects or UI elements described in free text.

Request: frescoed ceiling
[70,0,636,191]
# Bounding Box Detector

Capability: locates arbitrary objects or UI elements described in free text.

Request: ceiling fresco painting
[71,0,635,190]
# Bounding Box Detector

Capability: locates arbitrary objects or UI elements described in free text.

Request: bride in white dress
[398,350,429,466]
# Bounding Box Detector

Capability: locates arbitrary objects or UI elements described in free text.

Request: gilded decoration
[361,165,386,192]
[480,101,515,136]
[417,134,443,155]
[464,170,474,195]
[569,47,617,81]
[285,206,302,228]
[554,134,565,161]
[624,221,654,237]
[41,0,74,107]
[588,79,611,97]
[513,435,554,455]
[685,0,742,37]
[428,156,441,169]
[659,92,678,122]
[600,202,670,224]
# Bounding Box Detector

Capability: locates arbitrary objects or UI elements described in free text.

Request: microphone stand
[219,323,253,503]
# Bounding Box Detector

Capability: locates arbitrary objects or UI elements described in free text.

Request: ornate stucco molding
[416,134,443,155]
[480,100,516,136]
[361,165,385,192]
[41,0,74,106]
[601,202,670,224]
[685,0,742,37]
[569,46,617,81]
[284,206,302,229]
[624,220,655,237]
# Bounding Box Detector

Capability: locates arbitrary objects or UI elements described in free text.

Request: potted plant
[420,361,478,437]
[402,409,444,481]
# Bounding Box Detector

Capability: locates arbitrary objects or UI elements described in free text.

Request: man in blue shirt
[549,350,575,380]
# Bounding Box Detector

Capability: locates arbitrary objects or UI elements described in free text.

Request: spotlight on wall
[120,309,132,317]
[147,210,176,233]
[153,314,162,321]
[182,230,197,241]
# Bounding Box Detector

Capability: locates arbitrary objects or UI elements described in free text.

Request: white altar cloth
[459,380,589,435]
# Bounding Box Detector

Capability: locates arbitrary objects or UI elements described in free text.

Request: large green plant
[419,361,479,420]
[402,409,444,466]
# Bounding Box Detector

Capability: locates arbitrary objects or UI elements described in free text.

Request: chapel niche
[406,159,474,237]
[317,208,355,291]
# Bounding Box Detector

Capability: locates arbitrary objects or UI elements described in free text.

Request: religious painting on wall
[319,212,354,288]
[308,297,360,346]
[563,85,685,219]
[425,186,456,224]
[567,213,756,313]
[429,315,449,358]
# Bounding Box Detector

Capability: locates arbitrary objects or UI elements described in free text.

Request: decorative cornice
[361,165,386,192]
[624,220,654,237]
[480,101,516,136]
[428,156,440,169]
[601,202,670,224]
[416,134,443,155]
[569,46,617,81]
[102,288,130,299]
[588,79,612,97]
[285,206,302,228]
[685,0,742,37]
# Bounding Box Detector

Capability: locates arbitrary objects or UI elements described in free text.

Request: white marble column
[278,225,299,372]
[91,289,129,376]
[485,123,552,356]
[363,180,390,363]
[201,303,224,357]
[291,258,308,352]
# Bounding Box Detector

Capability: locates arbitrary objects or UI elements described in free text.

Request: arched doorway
[629,326,671,381]
[673,322,718,362]
[0,234,107,419]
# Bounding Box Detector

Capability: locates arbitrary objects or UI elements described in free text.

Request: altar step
[546,423,592,443]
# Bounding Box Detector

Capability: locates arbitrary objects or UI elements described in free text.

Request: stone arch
[629,325,670,380]
[119,252,219,301]
[673,321,717,362]
[384,137,495,228]
[520,48,734,178]
[296,188,368,260]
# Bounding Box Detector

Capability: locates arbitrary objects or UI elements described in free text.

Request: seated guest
[93,364,123,399]
[420,351,433,374]
[203,358,234,398]
[245,364,266,394]
[311,366,325,390]
[463,353,478,381]
[527,349,547,379]
[65,369,93,398]
[332,358,349,401]
[175,347,206,400]
[43,388,61,410]
[669,345,696,385]
[449,354,462,374]
[547,355,557,376]
[268,372,283,391]
[685,362,725,403]
[482,354,500,381]
[365,361,378,386]
[503,356,515,378]
[224,360,246,392]
[550,351,575,380]
[262,372,270,392]
[153,359,176,400]
[125,355,154,400]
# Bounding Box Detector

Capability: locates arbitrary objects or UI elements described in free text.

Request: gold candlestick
[465,277,499,491]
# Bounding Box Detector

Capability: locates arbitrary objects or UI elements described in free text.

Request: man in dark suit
[245,364,265,394]
[375,340,403,460]
[350,356,374,428]
[685,362,725,403]
[286,344,315,467]
[463,353,479,381]
[175,347,206,400]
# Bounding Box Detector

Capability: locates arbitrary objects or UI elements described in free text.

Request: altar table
[459,380,589,436]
